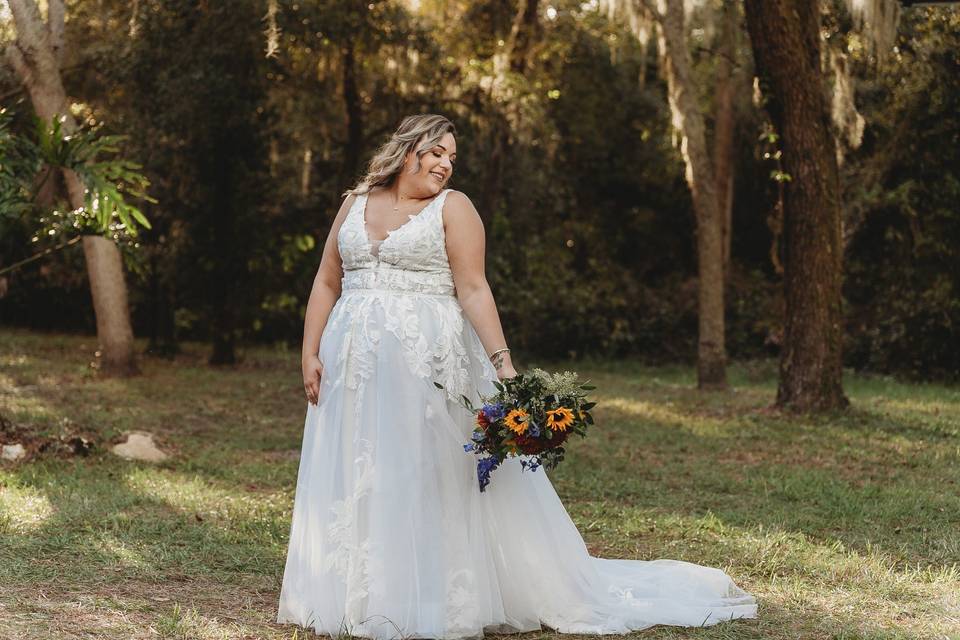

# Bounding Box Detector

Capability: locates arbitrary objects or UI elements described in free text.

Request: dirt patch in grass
[2,579,285,640]
[0,412,96,463]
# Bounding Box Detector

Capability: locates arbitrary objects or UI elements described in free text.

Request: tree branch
[6,0,71,121]
[6,0,47,49]
[48,0,66,68]
[5,42,34,87]
[637,0,662,21]
[0,235,83,277]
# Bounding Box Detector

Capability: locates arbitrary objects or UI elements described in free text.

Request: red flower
[476,412,490,430]
[515,430,569,454]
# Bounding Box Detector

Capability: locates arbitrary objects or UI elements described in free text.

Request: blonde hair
[343,114,457,197]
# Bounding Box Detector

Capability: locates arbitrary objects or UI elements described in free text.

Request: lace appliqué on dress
[323,438,379,621]
[319,190,475,404]
[446,568,480,634]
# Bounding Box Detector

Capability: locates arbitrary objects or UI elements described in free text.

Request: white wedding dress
[277,188,757,639]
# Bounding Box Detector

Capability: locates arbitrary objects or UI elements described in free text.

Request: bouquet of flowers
[439,368,596,492]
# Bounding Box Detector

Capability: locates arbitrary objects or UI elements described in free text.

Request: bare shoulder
[337,192,359,215]
[330,192,359,225]
[442,189,482,225]
[444,189,476,210]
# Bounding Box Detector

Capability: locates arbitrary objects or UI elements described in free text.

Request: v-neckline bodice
[360,188,448,256]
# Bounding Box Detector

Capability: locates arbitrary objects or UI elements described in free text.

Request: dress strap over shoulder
[346,191,367,223]
[431,188,453,222]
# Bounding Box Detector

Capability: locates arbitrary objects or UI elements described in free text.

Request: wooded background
[2,0,958,384]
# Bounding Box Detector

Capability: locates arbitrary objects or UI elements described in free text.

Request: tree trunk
[479,0,541,224]
[658,0,727,389]
[341,41,363,186]
[507,0,540,74]
[479,124,507,226]
[743,0,849,412]
[146,246,178,357]
[6,0,139,376]
[713,0,738,277]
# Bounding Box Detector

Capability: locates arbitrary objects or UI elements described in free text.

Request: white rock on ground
[1,443,26,461]
[111,431,168,462]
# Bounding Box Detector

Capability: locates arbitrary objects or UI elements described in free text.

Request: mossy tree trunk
[743,0,850,412]
[658,0,728,390]
[713,0,739,279]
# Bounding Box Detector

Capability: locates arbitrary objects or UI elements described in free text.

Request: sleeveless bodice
[337,188,455,296]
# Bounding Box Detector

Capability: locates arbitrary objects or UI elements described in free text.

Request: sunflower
[546,407,574,432]
[503,408,529,434]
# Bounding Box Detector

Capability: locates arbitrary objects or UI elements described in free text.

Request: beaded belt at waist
[341,265,456,296]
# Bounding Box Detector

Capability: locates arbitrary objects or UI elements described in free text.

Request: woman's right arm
[302,194,356,405]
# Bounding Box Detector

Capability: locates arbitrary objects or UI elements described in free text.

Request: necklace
[391,189,410,213]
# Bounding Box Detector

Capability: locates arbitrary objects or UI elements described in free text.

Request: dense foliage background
[1,1,957,380]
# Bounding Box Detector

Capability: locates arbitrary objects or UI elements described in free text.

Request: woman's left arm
[443,191,517,379]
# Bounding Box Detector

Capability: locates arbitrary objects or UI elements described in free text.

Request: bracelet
[488,347,510,370]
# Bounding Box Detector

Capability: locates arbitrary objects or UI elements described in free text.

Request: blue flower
[463,443,474,452]
[471,430,486,442]
[477,456,502,492]
[481,402,506,421]
[527,421,541,437]
[520,457,541,473]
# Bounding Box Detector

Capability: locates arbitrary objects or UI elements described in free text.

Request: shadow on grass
[1,456,290,637]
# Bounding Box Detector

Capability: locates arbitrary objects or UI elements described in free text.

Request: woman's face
[404,132,456,194]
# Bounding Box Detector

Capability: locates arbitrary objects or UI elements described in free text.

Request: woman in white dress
[277,114,757,639]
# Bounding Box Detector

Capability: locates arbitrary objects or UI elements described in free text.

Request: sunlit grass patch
[156,602,240,639]
[0,371,60,424]
[0,480,53,532]
[601,396,734,437]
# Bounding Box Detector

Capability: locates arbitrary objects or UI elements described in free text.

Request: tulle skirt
[277,288,757,639]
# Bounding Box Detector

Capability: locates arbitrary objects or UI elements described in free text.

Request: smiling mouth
[430,171,445,181]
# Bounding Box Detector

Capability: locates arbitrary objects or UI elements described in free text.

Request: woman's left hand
[497,364,518,380]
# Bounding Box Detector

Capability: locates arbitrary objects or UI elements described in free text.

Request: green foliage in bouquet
[437,368,597,491]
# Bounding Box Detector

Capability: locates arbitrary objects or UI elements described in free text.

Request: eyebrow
[436,144,456,156]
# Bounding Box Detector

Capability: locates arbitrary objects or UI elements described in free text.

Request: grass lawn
[1,326,958,639]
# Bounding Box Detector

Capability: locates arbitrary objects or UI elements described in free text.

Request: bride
[277,114,757,639]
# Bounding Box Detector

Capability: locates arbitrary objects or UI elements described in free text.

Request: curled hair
[343,114,457,197]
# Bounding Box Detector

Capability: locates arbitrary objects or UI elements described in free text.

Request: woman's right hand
[303,354,324,405]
